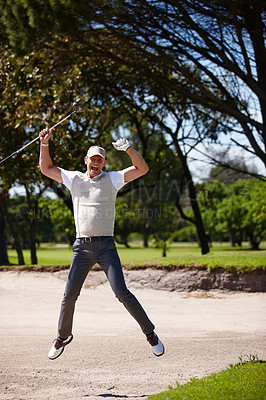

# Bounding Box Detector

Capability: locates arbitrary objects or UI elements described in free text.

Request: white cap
[86,146,105,159]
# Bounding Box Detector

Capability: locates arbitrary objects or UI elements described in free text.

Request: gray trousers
[58,237,155,338]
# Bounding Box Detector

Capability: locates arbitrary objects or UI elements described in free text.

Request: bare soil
[0,270,266,400]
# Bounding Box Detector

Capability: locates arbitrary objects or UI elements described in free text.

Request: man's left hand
[112,138,131,151]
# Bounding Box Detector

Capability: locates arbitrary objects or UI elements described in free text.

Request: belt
[78,236,111,242]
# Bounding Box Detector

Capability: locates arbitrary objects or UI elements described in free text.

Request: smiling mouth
[91,166,99,171]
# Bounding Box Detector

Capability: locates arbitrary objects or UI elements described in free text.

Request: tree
[0,201,9,265]
[197,180,228,244]
[208,156,259,184]
[0,188,25,265]
[3,1,265,256]
[149,203,179,257]
[198,178,266,249]
[217,194,246,247]
[38,197,76,245]
[1,0,265,173]
[96,76,211,253]
[101,0,266,170]
[0,41,103,262]
[240,179,266,249]
[114,203,136,248]
[111,111,185,248]
[0,45,55,263]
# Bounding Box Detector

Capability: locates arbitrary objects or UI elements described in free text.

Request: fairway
[6,241,266,272]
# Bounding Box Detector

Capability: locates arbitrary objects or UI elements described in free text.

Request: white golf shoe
[146,332,165,356]
[48,334,73,360]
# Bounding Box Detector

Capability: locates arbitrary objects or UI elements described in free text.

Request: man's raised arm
[112,138,149,183]
[39,128,63,183]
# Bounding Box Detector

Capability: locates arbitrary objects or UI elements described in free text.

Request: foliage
[0,41,101,176]
[175,225,197,242]
[241,179,266,249]
[4,195,75,246]
[208,158,259,184]
[148,203,178,256]
[1,0,265,172]
[1,1,265,260]
[4,195,32,248]
[0,39,119,262]
[0,5,219,257]
[114,203,136,247]
[197,179,266,249]
[38,197,75,244]
[114,117,184,248]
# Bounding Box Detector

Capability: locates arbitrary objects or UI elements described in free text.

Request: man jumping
[39,128,164,360]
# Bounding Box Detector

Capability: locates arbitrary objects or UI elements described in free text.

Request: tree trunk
[171,135,210,255]
[229,233,236,247]
[162,242,167,257]
[24,183,49,266]
[114,235,130,248]
[52,184,76,246]
[0,191,25,265]
[29,219,37,265]
[187,180,210,255]
[248,234,260,250]
[142,223,150,248]
[0,206,9,265]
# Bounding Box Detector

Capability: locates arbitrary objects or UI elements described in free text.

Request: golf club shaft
[0,109,76,165]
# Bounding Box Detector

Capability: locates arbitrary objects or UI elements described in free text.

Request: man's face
[85,155,105,178]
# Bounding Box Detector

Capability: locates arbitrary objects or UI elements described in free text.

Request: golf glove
[112,138,131,151]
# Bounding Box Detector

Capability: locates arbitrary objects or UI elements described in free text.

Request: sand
[0,270,265,400]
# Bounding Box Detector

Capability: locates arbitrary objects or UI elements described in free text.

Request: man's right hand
[39,127,53,144]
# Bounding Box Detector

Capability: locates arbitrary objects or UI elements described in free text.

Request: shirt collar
[85,171,104,181]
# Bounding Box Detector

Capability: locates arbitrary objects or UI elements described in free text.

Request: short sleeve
[60,168,80,191]
[108,170,127,191]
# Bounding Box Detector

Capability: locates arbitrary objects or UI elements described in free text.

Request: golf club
[0,103,80,165]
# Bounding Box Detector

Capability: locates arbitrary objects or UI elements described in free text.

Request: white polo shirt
[60,168,127,237]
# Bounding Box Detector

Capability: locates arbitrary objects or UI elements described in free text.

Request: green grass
[147,359,266,400]
[4,241,266,273]
[117,241,266,272]
[6,244,73,267]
